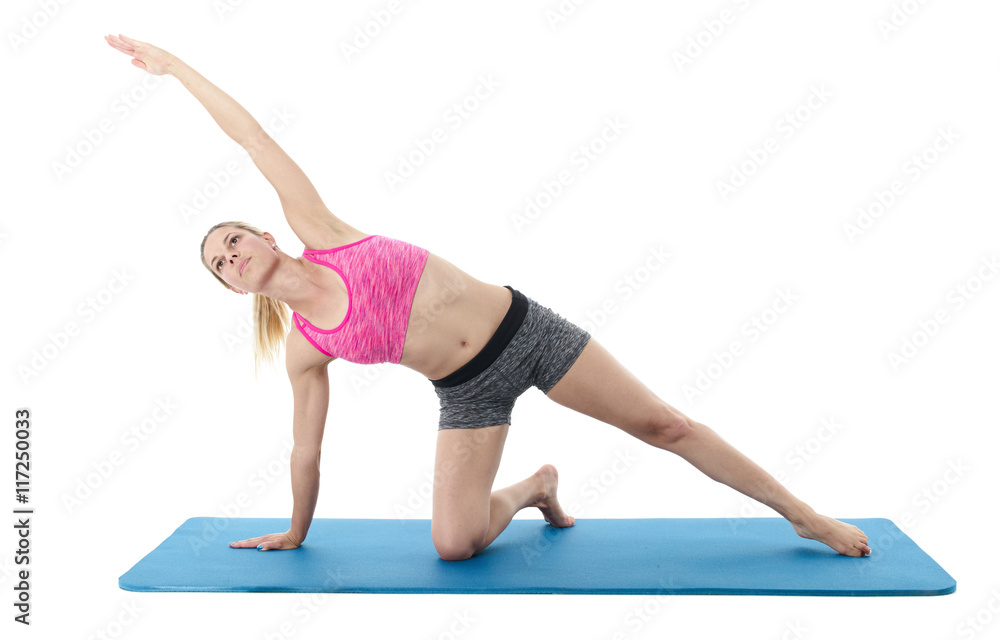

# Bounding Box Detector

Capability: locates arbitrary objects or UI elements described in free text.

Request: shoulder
[293,215,372,253]
[285,320,337,377]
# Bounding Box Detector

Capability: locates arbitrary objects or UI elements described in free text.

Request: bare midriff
[397,251,513,380]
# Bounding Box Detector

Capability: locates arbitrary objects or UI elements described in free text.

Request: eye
[216,235,239,270]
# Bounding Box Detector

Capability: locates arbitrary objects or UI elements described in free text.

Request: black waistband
[429,285,528,388]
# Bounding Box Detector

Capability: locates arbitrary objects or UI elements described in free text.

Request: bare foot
[792,512,871,557]
[529,464,575,527]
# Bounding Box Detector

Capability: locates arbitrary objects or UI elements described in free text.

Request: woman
[106,34,871,561]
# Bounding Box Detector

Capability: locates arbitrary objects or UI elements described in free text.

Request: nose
[231,247,249,275]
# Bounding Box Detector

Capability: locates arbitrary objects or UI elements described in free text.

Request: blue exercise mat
[119,517,955,596]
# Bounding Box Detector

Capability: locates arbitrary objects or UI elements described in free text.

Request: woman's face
[203,226,278,295]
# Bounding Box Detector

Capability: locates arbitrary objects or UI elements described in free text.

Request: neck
[256,254,328,318]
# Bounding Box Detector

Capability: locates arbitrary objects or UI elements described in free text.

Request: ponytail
[251,291,291,377]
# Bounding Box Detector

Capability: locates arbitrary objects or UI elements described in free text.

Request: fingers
[104,35,131,54]
[228,534,297,550]
[259,535,293,551]
[104,34,143,55]
[228,536,262,548]
[105,35,138,61]
[258,539,286,551]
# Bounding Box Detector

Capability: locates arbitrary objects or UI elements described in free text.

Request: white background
[2,0,998,637]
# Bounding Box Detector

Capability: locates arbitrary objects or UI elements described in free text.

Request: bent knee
[432,526,484,562]
[650,408,693,447]
[433,538,478,562]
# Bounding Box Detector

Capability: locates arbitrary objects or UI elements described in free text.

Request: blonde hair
[200,221,290,377]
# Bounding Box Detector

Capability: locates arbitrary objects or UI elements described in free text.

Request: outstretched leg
[431,424,574,561]
[545,338,871,557]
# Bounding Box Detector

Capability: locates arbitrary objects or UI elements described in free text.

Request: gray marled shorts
[429,286,591,430]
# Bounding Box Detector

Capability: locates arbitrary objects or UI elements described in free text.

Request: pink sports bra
[291,234,429,364]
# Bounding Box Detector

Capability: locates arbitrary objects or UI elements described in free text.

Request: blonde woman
[106,34,871,561]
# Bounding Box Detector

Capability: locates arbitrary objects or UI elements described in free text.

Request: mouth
[239,258,249,275]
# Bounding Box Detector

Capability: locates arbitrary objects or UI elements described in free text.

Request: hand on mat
[104,34,175,76]
[229,530,301,551]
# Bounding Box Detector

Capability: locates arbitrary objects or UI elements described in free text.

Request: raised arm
[104,34,339,244]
